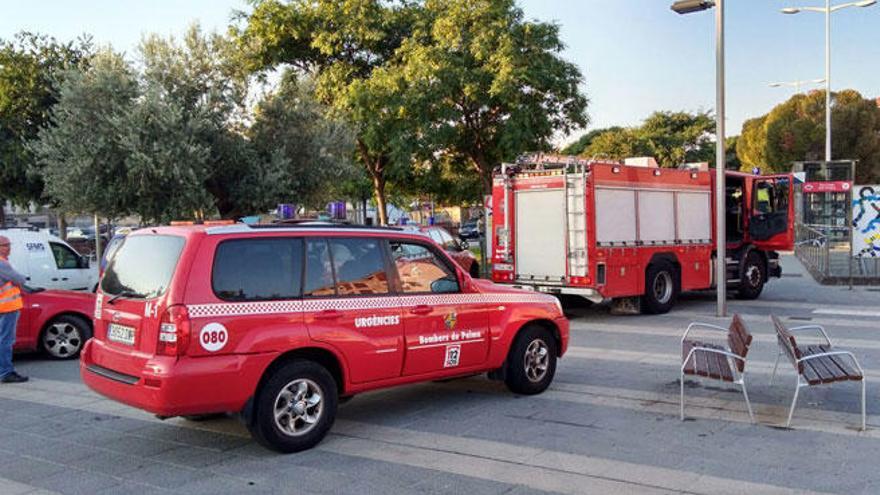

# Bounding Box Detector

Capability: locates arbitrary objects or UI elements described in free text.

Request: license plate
[107,323,136,346]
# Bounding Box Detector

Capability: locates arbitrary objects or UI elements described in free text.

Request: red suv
[81,224,568,453]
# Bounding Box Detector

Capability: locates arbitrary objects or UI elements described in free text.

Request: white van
[0,229,98,291]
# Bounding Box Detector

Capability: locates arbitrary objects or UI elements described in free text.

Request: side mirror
[430,276,459,294]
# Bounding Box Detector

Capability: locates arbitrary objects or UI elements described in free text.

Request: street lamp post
[781,0,877,162]
[768,78,826,94]
[671,0,726,317]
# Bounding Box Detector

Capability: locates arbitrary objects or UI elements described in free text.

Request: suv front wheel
[504,325,557,395]
[248,360,338,453]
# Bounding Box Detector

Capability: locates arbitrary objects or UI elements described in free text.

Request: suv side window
[304,239,336,297]
[329,238,390,296]
[213,238,303,301]
[390,241,459,294]
[49,242,81,269]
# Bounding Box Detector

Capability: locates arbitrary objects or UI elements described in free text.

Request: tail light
[158,304,191,356]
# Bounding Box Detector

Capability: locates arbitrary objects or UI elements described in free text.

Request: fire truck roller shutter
[515,188,567,281]
[595,189,637,245]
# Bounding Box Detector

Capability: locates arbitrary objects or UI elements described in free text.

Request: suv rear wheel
[504,325,557,395]
[248,360,338,453]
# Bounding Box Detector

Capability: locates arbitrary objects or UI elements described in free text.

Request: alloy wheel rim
[43,323,82,358]
[745,265,761,287]
[524,339,550,383]
[273,378,324,437]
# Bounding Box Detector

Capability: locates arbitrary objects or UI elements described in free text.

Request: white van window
[49,242,81,269]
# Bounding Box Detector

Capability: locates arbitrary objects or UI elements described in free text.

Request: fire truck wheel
[504,325,557,395]
[737,252,765,300]
[248,360,338,453]
[642,261,679,314]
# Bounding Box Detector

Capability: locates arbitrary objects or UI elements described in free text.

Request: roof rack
[204,222,405,235]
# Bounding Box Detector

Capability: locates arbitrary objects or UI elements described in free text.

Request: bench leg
[769,350,782,386]
[861,378,866,431]
[740,377,755,423]
[680,367,685,421]
[786,381,802,428]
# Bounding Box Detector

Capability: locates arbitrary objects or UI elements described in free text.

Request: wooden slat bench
[680,314,754,422]
[770,315,866,430]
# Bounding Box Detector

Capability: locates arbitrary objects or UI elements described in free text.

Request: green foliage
[0,32,92,211]
[561,127,622,155]
[30,50,137,219]
[736,90,880,182]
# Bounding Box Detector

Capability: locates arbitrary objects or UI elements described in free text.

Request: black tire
[247,360,338,454]
[504,325,558,395]
[642,261,679,314]
[41,314,92,360]
[737,251,765,300]
[469,262,480,279]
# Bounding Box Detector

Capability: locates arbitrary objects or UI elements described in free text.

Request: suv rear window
[101,235,185,298]
[213,238,303,301]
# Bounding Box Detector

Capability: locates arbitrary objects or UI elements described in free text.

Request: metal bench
[680,314,754,422]
[770,315,866,430]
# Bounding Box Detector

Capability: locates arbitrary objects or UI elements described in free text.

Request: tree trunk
[0,200,6,228]
[58,213,68,241]
[372,174,388,226]
[469,154,493,196]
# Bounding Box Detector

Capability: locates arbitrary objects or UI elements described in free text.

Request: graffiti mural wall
[852,185,880,258]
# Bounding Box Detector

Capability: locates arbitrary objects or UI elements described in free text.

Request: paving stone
[35,469,122,495]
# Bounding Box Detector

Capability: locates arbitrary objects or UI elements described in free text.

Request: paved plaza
[1,255,878,494]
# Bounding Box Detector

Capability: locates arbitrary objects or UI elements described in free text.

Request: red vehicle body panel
[13,290,95,353]
[81,225,567,417]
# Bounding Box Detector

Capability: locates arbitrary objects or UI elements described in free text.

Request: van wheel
[504,325,557,395]
[737,252,765,300]
[248,360,338,453]
[642,261,678,314]
[41,315,91,360]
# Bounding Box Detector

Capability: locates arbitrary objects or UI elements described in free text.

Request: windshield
[101,235,185,298]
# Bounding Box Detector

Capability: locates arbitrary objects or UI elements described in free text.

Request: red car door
[390,240,490,377]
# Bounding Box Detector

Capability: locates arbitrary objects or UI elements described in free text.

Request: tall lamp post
[671,0,727,317]
[781,0,877,161]
[768,78,826,94]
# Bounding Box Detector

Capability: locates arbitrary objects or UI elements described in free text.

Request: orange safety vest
[0,258,23,313]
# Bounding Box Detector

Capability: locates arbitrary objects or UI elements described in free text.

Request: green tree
[561,127,622,155]
[736,90,880,182]
[583,127,651,160]
[248,72,358,211]
[30,50,137,220]
[395,0,588,194]
[0,32,92,224]
[235,0,421,225]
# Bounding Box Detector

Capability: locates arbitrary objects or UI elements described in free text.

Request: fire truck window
[755,182,775,214]
[329,238,390,296]
[212,238,303,301]
[304,239,336,297]
[390,242,459,294]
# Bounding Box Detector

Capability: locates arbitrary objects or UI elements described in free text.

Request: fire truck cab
[490,154,794,313]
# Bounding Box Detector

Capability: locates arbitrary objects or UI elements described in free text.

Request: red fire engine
[490,154,794,313]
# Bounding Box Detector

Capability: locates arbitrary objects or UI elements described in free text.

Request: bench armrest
[788,324,832,346]
[681,322,728,344]
[797,350,864,376]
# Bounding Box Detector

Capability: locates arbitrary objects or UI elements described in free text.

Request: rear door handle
[315,310,342,320]
[410,305,432,316]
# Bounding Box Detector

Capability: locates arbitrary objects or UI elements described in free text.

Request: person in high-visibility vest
[0,235,28,383]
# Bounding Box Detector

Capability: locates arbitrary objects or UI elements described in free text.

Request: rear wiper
[107,290,140,305]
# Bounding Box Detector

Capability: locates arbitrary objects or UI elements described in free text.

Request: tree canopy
[736,89,880,182]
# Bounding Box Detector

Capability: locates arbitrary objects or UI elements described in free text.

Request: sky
[2,0,878,146]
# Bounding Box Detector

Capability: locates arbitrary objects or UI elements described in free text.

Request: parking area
[1,254,878,495]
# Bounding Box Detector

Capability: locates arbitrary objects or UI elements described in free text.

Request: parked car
[13,289,95,359]
[401,225,480,277]
[82,223,568,453]
[0,228,98,291]
[458,219,482,241]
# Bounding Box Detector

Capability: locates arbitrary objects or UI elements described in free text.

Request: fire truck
[489,154,794,313]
